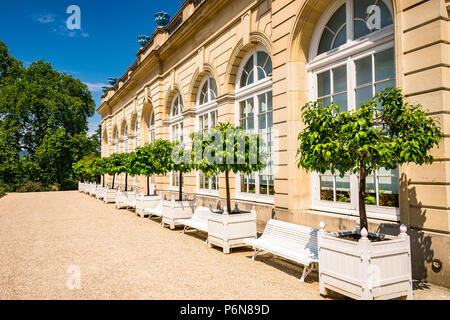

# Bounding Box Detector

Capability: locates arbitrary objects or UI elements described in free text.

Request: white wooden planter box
[207,207,257,254]
[89,183,97,196]
[116,189,133,209]
[95,186,106,200]
[161,197,195,229]
[318,223,413,300]
[104,188,117,204]
[135,194,161,217]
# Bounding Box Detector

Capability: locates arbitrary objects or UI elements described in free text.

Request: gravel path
[0,191,448,300]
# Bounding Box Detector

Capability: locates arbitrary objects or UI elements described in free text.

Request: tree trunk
[112,175,115,189]
[102,175,105,187]
[225,170,231,214]
[125,173,128,191]
[359,156,369,232]
[147,176,150,196]
[179,171,183,201]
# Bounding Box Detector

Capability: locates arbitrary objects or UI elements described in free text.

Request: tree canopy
[0,40,99,191]
[297,87,443,231]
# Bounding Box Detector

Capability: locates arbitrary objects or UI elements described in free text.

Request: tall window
[149,111,155,143]
[170,93,184,189]
[133,119,138,150]
[123,125,128,153]
[114,129,119,153]
[196,76,219,194]
[235,47,274,200]
[308,0,398,220]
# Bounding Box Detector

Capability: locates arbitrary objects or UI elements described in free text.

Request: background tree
[297,87,443,231]
[192,122,266,214]
[134,144,156,196]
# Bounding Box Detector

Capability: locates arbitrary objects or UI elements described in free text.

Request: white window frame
[195,76,219,196]
[234,45,274,204]
[169,93,184,191]
[307,0,399,221]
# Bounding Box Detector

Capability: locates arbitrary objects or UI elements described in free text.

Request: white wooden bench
[144,198,163,218]
[243,219,319,282]
[178,206,211,243]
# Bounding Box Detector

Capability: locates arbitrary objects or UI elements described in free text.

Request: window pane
[318,96,331,106]
[267,91,273,111]
[333,93,347,112]
[268,176,275,195]
[258,93,267,113]
[356,56,372,86]
[333,25,347,49]
[318,29,334,56]
[365,175,377,205]
[241,175,247,193]
[333,66,347,93]
[267,112,273,128]
[320,175,334,201]
[240,56,254,88]
[257,51,272,79]
[375,48,395,82]
[336,175,350,203]
[378,176,399,207]
[375,79,396,95]
[354,0,393,40]
[259,175,268,195]
[318,4,347,54]
[200,81,208,104]
[258,114,266,131]
[318,71,331,97]
[209,78,217,99]
[355,86,373,109]
[248,175,256,194]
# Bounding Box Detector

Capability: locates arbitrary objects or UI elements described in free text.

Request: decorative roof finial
[155,12,170,27]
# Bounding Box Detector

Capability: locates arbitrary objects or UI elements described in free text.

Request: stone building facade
[98,0,450,287]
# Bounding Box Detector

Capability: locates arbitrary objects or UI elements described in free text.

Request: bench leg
[251,249,260,261]
[300,264,314,282]
[182,226,189,234]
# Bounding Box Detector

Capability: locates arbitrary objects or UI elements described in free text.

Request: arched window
[236,46,274,199]
[196,76,219,194]
[114,129,119,153]
[123,125,128,153]
[308,0,398,221]
[133,118,139,150]
[170,93,184,189]
[149,111,155,143]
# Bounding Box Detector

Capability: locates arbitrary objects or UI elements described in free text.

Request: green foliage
[191,122,266,212]
[0,41,97,192]
[297,87,443,229]
[191,122,266,176]
[0,187,5,198]
[35,129,98,189]
[17,181,44,193]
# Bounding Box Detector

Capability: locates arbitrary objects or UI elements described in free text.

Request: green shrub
[17,181,44,193]
[0,187,6,198]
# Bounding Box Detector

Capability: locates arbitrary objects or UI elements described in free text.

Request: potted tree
[103,153,124,203]
[133,143,162,217]
[191,122,266,253]
[297,88,443,300]
[150,139,195,229]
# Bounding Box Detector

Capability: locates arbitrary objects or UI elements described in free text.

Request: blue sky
[0,0,183,135]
